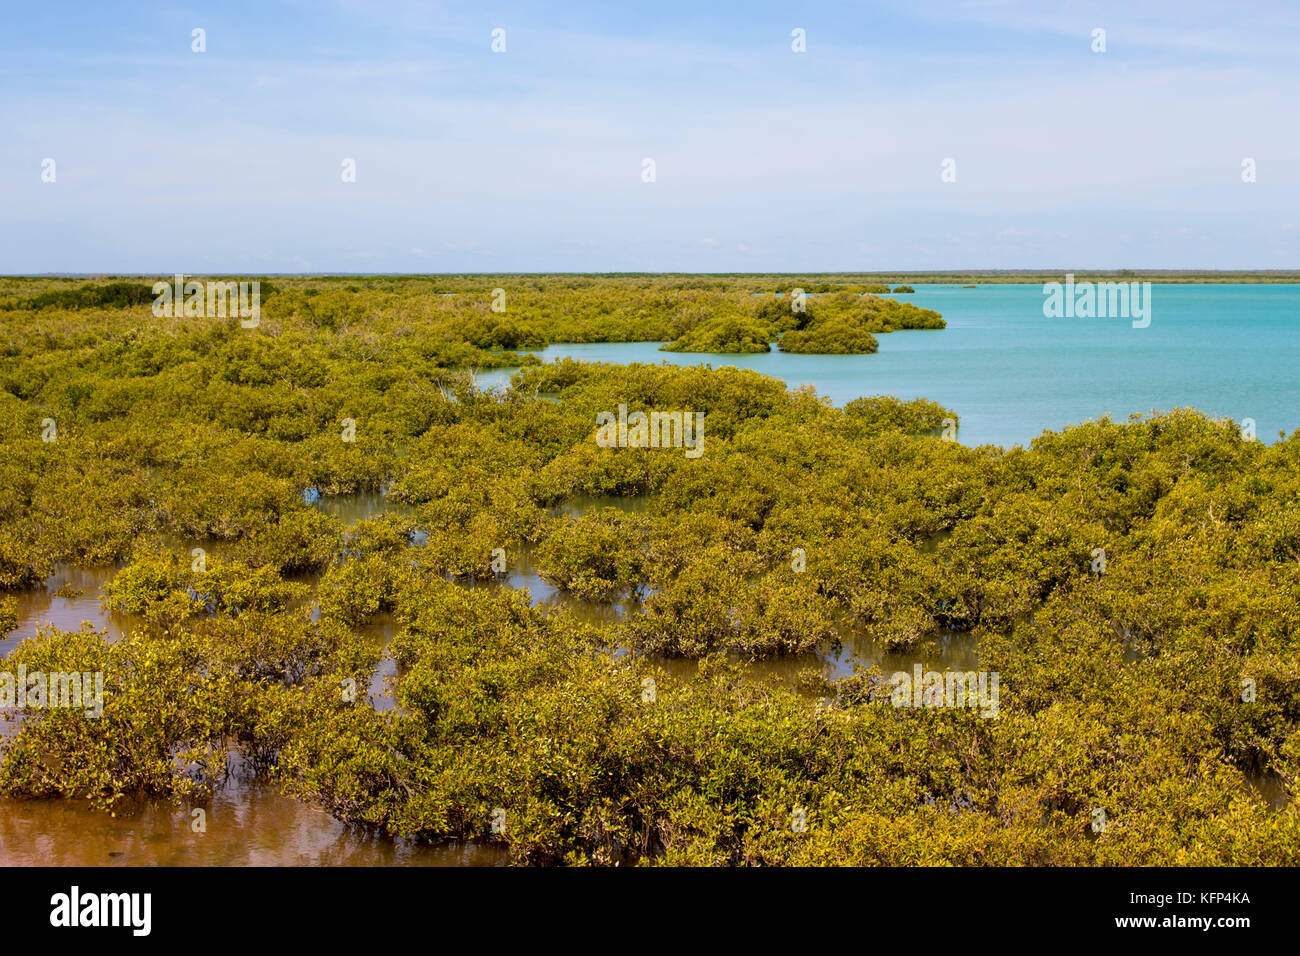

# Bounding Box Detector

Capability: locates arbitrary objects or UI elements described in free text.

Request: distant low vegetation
[0,275,941,357]
[0,281,157,312]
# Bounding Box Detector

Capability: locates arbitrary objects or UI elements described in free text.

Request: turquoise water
[482,284,1300,449]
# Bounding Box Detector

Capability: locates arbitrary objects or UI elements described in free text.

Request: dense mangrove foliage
[659,290,945,354]
[659,314,772,353]
[0,276,1297,865]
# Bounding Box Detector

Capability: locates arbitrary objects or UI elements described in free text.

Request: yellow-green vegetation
[778,320,879,354]
[656,289,945,354]
[659,313,772,353]
[0,276,1297,866]
[0,275,940,358]
[775,291,944,354]
[0,274,946,361]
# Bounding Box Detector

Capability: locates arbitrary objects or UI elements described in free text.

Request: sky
[1,0,1297,273]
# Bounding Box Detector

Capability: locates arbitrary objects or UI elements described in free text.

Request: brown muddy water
[0,776,505,866]
[2,564,131,657]
[0,564,507,865]
[1,490,1287,864]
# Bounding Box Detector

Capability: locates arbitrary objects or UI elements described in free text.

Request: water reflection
[310,486,406,524]
[654,628,980,684]
[471,540,644,624]
[1247,769,1292,811]
[546,493,652,520]
[357,613,399,712]
[1,565,132,656]
[0,771,507,867]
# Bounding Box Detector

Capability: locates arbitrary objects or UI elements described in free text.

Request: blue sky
[2,0,1297,272]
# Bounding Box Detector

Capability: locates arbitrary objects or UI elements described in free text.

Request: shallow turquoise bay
[483,283,1300,449]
